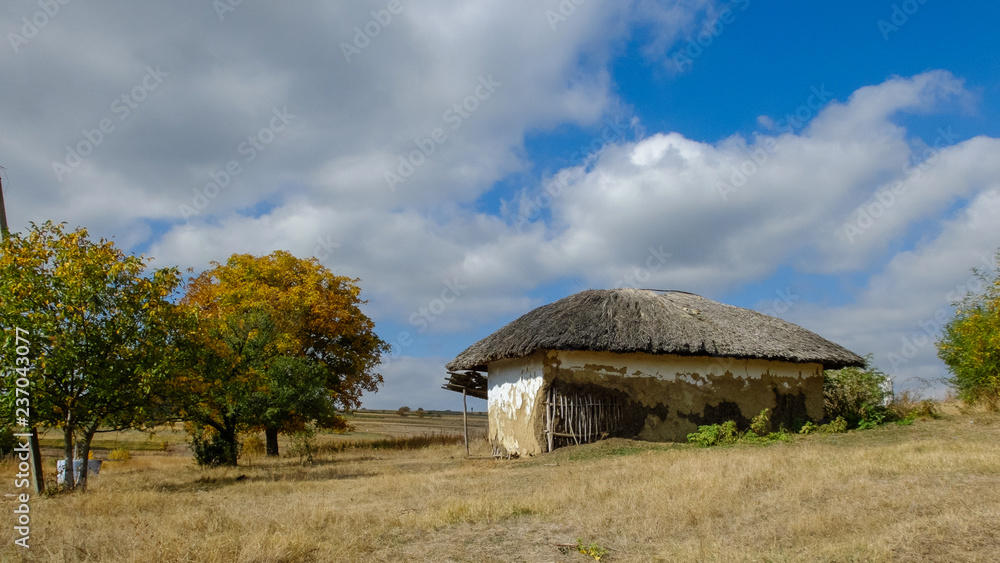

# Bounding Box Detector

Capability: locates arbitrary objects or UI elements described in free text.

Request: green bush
[749,409,771,436]
[822,416,848,434]
[937,251,1000,410]
[686,420,739,447]
[289,424,317,465]
[798,421,819,435]
[0,427,18,459]
[824,355,892,427]
[576,538,610,561]
[191,431,238,467]
[856,409,886,430]
[687,410,790,446]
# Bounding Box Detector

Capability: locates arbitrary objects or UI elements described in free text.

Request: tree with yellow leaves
[0,221,183,489]
[176,251,389,463]
[938,251,1000,410]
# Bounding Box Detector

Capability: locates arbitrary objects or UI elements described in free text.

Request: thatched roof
[447,289,864,372]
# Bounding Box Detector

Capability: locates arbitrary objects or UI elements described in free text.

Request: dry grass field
[1,404,998,562]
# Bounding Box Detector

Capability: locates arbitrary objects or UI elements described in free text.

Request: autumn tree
[178,251,389,461]
[938,251,1000,409]
[0,222,182,489]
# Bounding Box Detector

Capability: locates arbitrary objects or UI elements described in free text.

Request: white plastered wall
[487,353,545,455]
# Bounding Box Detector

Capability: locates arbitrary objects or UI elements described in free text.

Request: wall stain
[493,351,824,453]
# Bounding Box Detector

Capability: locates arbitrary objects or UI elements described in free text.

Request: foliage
[107,448,131,462]
[798,421,818,435]
[397,406,411,416]
[687,410,792,447]
[823,416,848,434]
[824,354,892,427]
[0,426,17,458]
[886,390,940,426]
[749,408,771,436]
[174,251,390,462]
[289,424,317,465]
[415,407,426,418]
[856,410,886,430]
[938,251,1000,410]
[253,355,351,437]
[191,428,239,467]
[241,435,265,461]
[577,538,610,561]
[687,420,739,447]
[0,221,183,489]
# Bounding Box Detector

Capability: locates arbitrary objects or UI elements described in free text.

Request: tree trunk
[265,427,279,457]
[62,425,75,489]
[77,426,97,492]
[221,421,240,466]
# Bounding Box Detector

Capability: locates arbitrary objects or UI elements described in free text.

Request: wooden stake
[462,389,469,458]
[546,386,554,452]
[0,171,8,235]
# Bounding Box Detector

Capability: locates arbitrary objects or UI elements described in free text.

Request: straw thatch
[447,289,864,372]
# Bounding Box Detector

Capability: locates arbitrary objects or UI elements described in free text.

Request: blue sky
[2,1,999,411]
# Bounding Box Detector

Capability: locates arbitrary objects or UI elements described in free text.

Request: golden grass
[1,402,997,562]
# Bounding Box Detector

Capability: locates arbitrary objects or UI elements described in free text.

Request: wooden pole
[462,389,469,458]
[0,171,8,235]
[0,171,45,493]
[547,387,554,452]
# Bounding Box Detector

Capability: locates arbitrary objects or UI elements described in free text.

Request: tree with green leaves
[0,221,183,489]
[177,251,389,463]
[938,251,1000,410]
[823,354,892,427]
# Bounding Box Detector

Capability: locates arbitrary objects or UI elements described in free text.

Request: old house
[444,288,864,456]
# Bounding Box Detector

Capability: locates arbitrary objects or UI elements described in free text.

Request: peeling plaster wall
[543,350,824,442]
[487,353,546,455]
